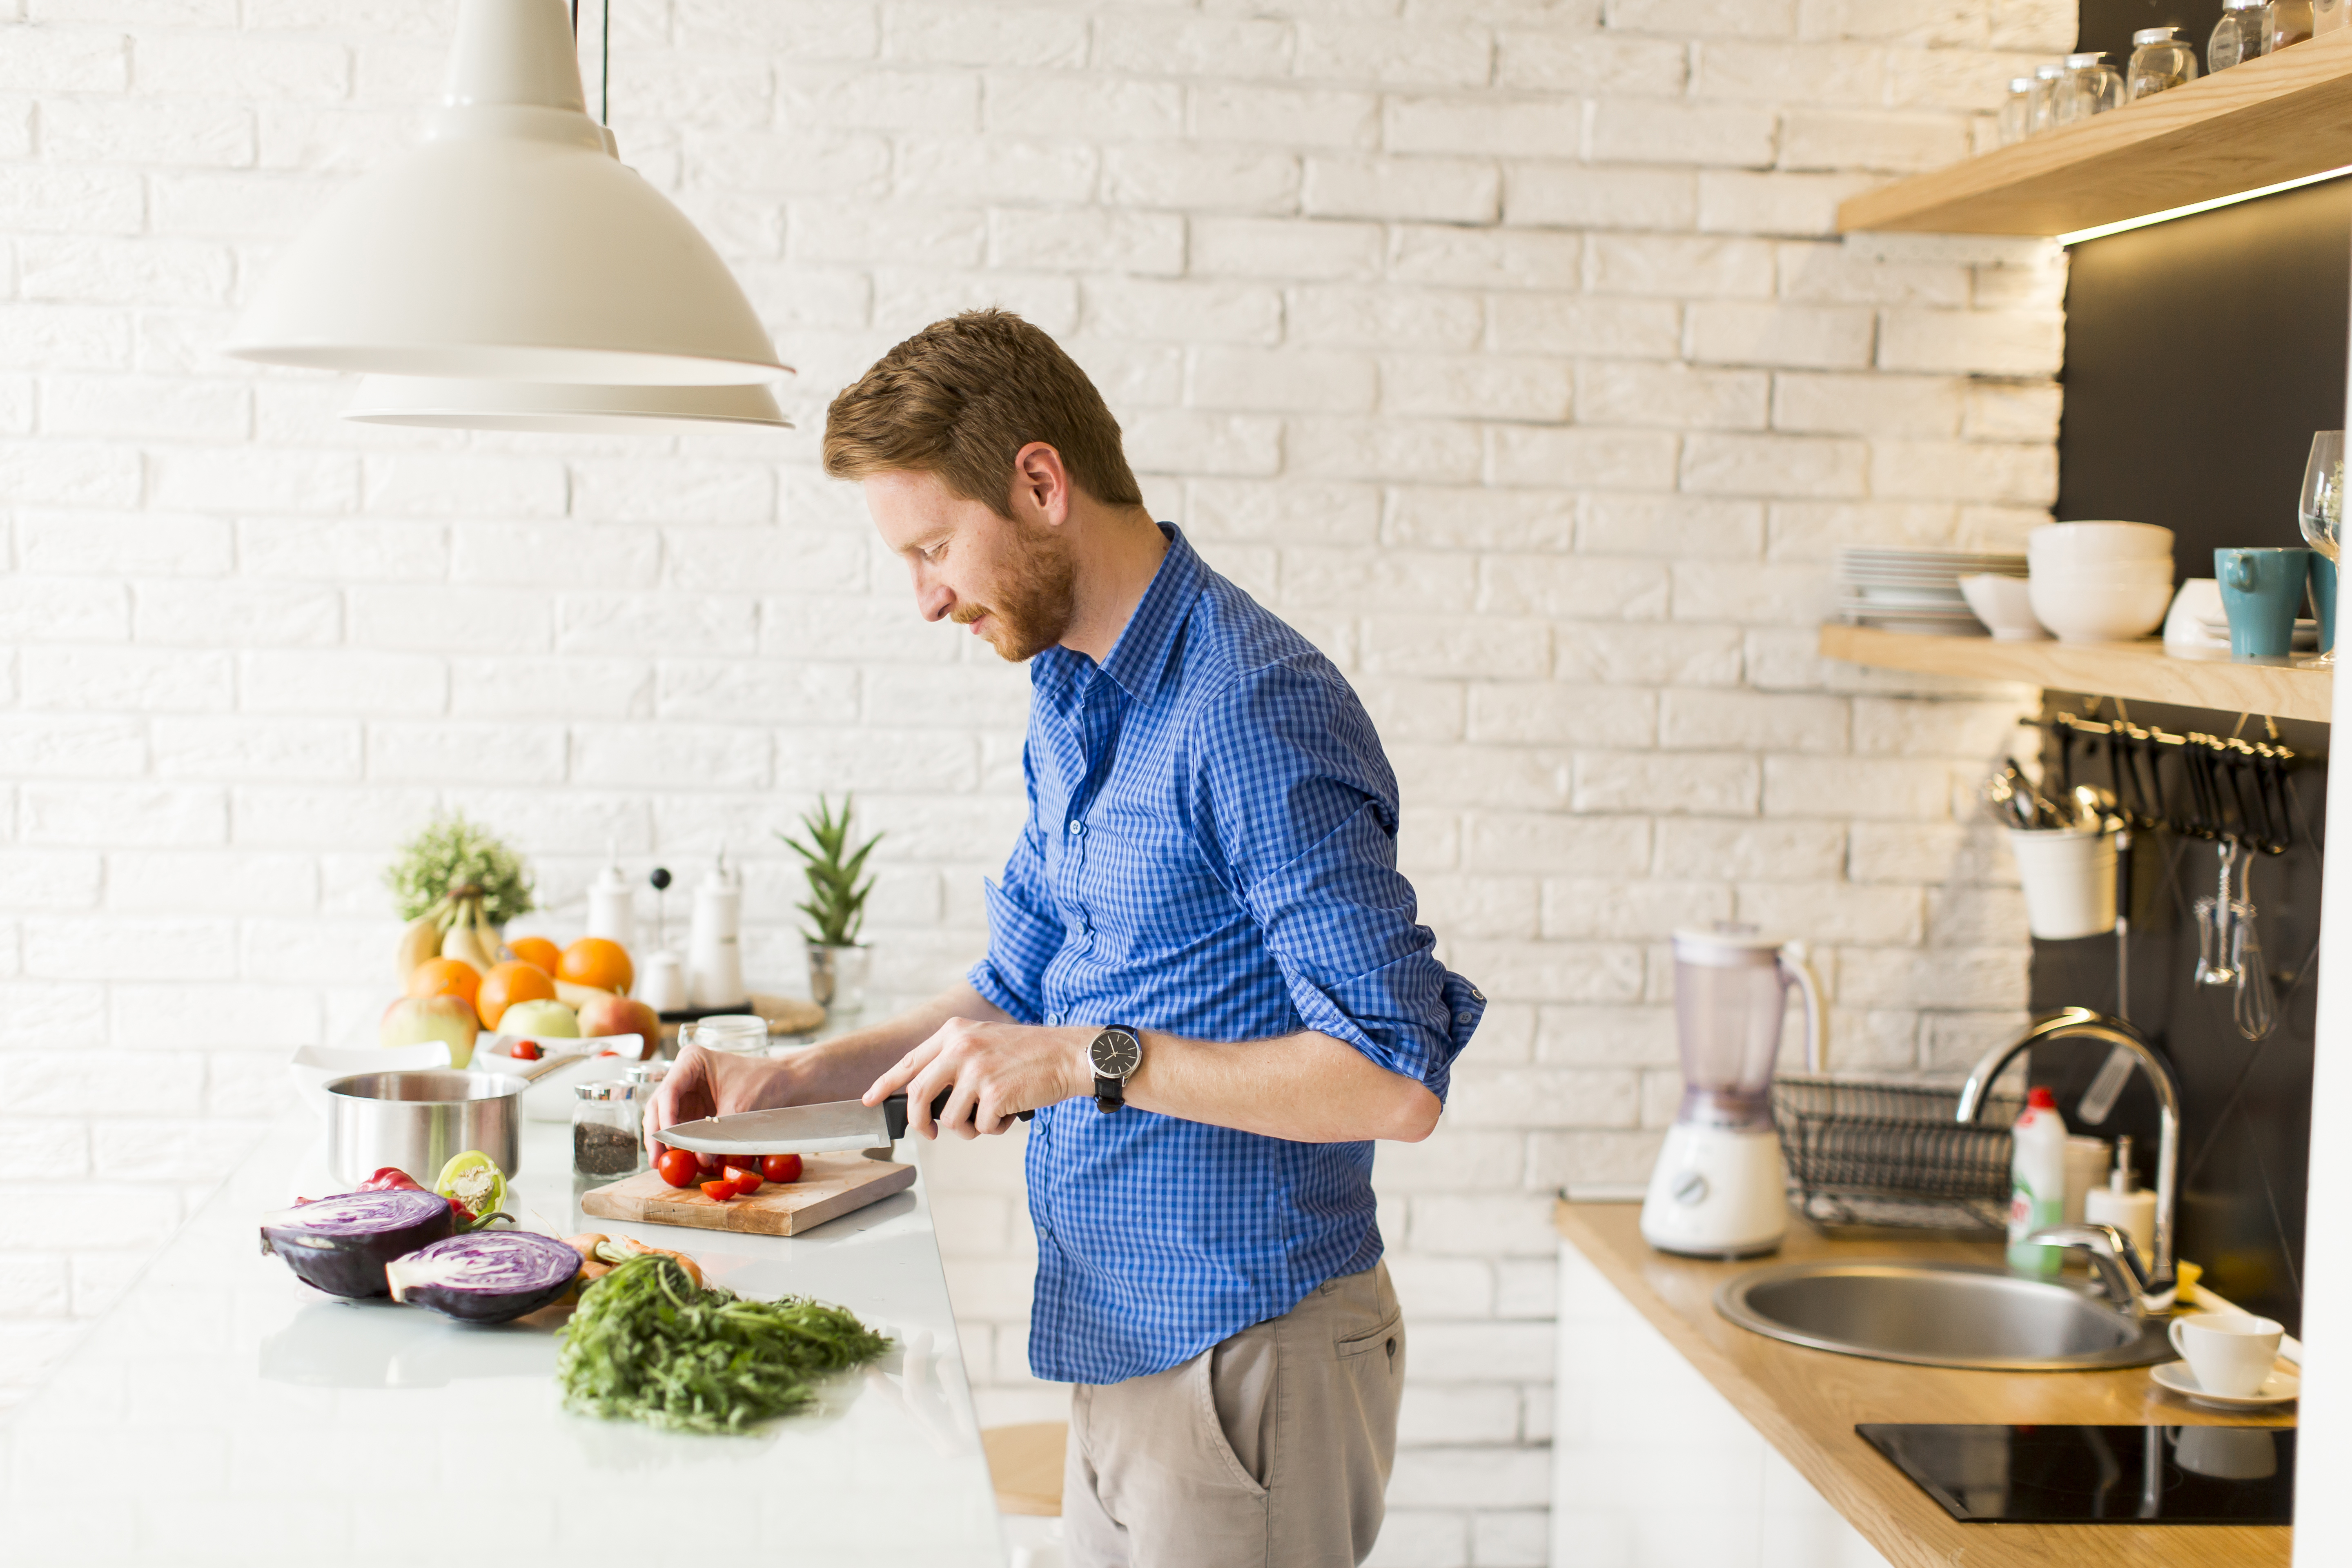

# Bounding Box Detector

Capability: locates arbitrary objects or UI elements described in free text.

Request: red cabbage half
[261,1189,455,1298]
[385,1231,583,1324]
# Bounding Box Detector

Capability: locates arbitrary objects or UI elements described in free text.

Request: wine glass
[2299,430,2343,667]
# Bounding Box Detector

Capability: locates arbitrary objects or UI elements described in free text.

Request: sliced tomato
[722,1165,763,1195]
[760,1153,803,1184]
[655,1147,700,1189]
[699,1178,737,1201]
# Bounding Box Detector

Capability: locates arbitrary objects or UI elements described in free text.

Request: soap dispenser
[586,844,637,951]
[687,848,747,1011]
[2085,1135,2159,1264]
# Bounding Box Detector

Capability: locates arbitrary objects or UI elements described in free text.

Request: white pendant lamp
[227,0,783,386]
[342,376,792,434]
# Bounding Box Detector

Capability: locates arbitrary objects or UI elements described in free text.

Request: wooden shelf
[1819,623,2334,722]
[1839,30,2352,236]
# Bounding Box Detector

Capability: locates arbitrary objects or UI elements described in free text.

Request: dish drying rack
[1771,1076,2024,1236]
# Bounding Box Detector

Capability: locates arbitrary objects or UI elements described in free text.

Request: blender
[1639,925,1824,1258]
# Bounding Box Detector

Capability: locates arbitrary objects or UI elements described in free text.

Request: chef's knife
[657,1091,1034,1156]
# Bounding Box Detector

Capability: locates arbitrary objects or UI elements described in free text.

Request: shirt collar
[1033,524,1203,701]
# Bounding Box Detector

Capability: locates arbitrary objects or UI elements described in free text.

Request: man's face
[862,469,1076,662]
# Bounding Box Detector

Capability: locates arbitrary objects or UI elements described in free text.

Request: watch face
[1089,1028,1141,1078]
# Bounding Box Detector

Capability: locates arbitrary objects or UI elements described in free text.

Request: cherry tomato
[512,1039,541,1061]
[696,1149,724,1172]
[699,1178,737,1202]
[655,1147,700,1189]
[723,1165,763,1195]
[760,1153,803,1184]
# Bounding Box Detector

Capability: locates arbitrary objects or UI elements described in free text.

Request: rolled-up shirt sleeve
[968,742,1060,1027]
[1187,658,1483,1100]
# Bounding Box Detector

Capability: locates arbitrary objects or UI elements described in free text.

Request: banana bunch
[393,886,504,983]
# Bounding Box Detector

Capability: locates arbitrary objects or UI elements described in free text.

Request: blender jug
[1639,926,1823,1258]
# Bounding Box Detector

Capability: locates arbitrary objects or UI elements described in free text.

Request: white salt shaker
[638,950,688,1013]
[586,851,637,951]
[688,851,747,1010]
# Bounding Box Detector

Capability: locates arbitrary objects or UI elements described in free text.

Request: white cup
[2169,1312,2285,1397]
[2007,827,2118,939]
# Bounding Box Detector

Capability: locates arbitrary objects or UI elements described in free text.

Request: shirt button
[1046,1012,1062,1026]
[1068,820,1083,836]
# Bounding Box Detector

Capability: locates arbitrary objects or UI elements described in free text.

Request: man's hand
[644,1046,800,1162]
[862,1016,1089,1138]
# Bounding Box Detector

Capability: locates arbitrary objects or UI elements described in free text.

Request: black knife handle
[882,1090,1037,1139]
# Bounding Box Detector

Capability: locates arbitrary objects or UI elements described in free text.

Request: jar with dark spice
[574,1080,644,1179]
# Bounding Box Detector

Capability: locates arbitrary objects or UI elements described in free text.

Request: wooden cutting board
[580,1153,915,1236]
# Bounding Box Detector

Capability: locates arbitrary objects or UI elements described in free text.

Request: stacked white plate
[1836,548,2028,636]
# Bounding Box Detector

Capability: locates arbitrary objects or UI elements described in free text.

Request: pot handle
[1778,942,1826,1074]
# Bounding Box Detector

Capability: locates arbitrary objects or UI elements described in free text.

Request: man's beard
[950,528,1077,662]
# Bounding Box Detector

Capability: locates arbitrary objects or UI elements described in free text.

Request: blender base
[1639,1123,1789,1258]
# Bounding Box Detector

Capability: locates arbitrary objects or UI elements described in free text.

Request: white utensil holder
[2008,827,2118,939]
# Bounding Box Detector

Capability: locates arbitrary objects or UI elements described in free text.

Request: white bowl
[2028,521,2175,563]
[2027,575,2175,643]
[2030,558,2176,585]
[1958,574,2046,639]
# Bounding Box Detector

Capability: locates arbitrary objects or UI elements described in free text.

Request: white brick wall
[0,1,2072,1559]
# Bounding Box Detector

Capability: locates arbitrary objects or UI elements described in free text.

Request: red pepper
[357,1167,425,1193]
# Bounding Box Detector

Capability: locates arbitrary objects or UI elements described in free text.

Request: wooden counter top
[1555,1200,2292,1567]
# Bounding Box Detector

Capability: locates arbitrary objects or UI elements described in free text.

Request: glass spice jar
[2053,51,2125,127]
[2127,26,2200,100]
[2027,62,2069,136]
[1998,76,2035,146]
[573,1080,645,1180]
[2211,0,2275,73]
[2272,0,2316,49]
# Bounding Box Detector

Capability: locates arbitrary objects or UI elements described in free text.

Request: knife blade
[657,1091,1034,1155]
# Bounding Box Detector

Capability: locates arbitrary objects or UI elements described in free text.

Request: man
[647,310,1482,1567]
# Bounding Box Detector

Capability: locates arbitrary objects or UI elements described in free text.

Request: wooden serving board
[581,1153,915,1236]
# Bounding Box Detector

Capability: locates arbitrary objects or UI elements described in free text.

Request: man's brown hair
[822,309,1144,517]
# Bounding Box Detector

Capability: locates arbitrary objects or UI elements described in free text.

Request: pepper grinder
[687,849,747,1010]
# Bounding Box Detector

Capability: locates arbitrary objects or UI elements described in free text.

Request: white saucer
[2151,1359,2299,1408]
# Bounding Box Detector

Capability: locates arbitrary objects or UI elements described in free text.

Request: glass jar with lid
[2127,27,2200,100]
[2052,52,2125,127]
[2211,0,2275,73]
[574,1080,644,1180]
[1997,76,2035,146]
[2027,62,2069,136]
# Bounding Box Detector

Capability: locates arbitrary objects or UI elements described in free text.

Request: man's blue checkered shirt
[967,525,1485,1385]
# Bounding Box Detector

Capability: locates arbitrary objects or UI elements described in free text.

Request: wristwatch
[1087,1026,1143,1114]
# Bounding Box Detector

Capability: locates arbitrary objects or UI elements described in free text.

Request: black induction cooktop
[1857,1423,2295,1525]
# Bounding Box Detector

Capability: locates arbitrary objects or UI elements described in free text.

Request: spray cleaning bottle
[2007,1086,2068,1277]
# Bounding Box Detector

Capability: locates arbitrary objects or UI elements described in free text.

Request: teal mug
[2312,554,2338,654]
[2216,548,2313,658]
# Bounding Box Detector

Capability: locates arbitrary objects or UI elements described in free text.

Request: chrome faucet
[1956,1006,2180,1310]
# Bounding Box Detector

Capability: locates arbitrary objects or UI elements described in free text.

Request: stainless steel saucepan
[323,1057,566,1186]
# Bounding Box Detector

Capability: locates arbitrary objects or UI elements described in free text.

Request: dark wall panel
[2038,186,2349,1333]
[2078,0,2225,59]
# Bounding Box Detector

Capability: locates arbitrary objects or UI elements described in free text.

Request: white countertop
[0,1101,1007,1566]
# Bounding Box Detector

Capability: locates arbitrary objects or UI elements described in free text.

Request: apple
[577,993,663,1062]
[381,994,479,1069]
[498,998,579,1039]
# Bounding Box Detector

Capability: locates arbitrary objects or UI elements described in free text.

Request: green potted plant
[385,809,535,984]
[777,794,881,1009]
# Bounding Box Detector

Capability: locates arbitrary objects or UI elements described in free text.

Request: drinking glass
[2299,430,2343,666]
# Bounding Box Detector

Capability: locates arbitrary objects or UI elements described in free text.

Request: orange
[477,959,556,1029]
[506,935,561,976]
[406,956,481,1009]
[559,936,635,996]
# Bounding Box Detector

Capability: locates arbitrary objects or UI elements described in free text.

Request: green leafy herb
[555,1255,890,1434]
[384,809,536,925]
[775,794,881,947]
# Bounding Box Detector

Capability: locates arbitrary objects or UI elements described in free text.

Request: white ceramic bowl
[1958,574,2046,639]
[2028,521,2175,563]
[2027,574,2175,643]
[2030,558,2176,585]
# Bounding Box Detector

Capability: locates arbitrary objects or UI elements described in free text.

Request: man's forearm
[1116,1027,1441,1144]
[775,980,1010,1103]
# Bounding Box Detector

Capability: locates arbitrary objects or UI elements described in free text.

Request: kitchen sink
[1715,1260,2173,1371]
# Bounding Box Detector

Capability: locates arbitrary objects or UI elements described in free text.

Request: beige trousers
[1061,1263,1405,1568]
